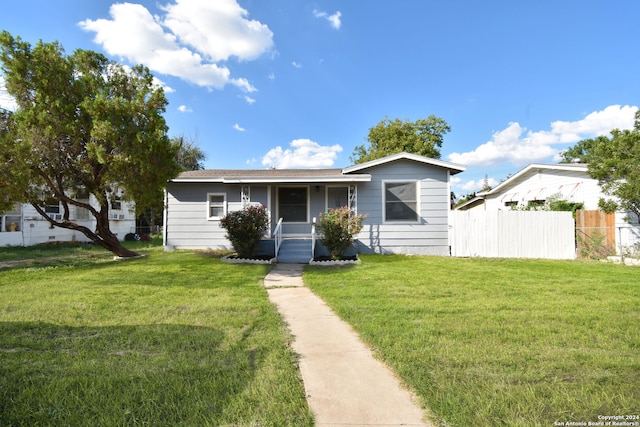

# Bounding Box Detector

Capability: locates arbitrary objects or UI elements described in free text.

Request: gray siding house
[163,152,465,259]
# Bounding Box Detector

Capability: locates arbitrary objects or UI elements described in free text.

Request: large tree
[350,115,450,164]
[560,110,640,218]
[137,135,207,232]
[0,32,180,257]
[171,135,207,171]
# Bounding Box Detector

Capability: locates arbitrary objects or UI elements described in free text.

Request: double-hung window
[384,181,418,222]
[208,194,226,219]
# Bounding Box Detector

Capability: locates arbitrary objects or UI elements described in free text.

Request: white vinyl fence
[450,210,576,259]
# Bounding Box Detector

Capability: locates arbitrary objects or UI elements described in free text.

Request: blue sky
[1,0,639,196]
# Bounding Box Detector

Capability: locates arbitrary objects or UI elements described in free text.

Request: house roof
[172,168,372,183]
[454,163,589,211]
[476,163,589,197]
[343,152,466,175]
[171,152,467,184]
[454,196,485,211]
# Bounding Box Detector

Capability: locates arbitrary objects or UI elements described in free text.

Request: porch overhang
[221,175,371,184]
[170,169,372,184]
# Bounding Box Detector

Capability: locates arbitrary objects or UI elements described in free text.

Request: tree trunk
[95,227,140,258]
[93,204,141,258]
[31,202,141,258]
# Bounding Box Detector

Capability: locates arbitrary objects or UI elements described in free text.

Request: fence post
[618,226,624,263]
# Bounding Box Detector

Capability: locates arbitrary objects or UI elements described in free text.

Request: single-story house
[0,197,136,247]
[163,152,466,260]
[454,162,640,254]
[455,163,601,211]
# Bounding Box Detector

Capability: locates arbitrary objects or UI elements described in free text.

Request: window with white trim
[208,193,226,219]
[384,181,418,222]
[110,196,122,211]
[1,206,21,232]
[43,197,61,215]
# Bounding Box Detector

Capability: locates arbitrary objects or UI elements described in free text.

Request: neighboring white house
[0,196,136,247]
[456,163,604,211]
[455,163,640,254]
[164,152,466,259]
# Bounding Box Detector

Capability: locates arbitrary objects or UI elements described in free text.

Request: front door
[326,186,349,210]
[277,186,310,235]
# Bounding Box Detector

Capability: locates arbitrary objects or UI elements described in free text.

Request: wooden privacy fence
[450,210,576,259]
[575,210,616,259]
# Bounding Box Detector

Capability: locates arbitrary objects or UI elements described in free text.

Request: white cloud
[0,75,18,111]
[233,123,245,132]
[79,1,272,92]
[161,0,273,61]
[261,139,343,169]
[313,9,342,29]
[291,61,302,69]
[177,105,192,113]
[448,105,638,168]
[268,72,275,80]
[243,95,256,104]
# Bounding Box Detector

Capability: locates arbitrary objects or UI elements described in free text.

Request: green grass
[304,255,640,427]
[0,236,163,265]
[0,245,313,426]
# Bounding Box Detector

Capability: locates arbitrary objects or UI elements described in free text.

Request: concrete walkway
[264,263,431,427]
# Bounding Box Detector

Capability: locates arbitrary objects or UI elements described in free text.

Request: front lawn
[0,247,313,426]
[304,255,640,427]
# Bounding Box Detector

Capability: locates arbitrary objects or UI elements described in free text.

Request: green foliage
[598,198,618,214]
[219,205,270,258]
[171,134,207,171]
[560,110,640,219]
[0,32,181,257]
[0,108,28,212]
[351,115,450,163]
[316,207,366,259]
[510,192,584,216]
[138,135,206,230]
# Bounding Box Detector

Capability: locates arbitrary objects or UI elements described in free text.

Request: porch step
[277,239,313,264]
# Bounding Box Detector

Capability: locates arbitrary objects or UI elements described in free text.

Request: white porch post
[266,185,272,235]
[241,185,250,207]
[348,184,357,215]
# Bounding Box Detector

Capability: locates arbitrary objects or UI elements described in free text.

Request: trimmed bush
[316,207,366,260]
[219,204,269,258]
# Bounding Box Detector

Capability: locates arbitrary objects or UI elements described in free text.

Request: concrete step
[278,239,312,264]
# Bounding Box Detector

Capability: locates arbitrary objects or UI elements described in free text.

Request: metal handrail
[311,217,317,260]
[273,218,284,258]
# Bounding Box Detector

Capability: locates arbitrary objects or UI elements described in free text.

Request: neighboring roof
[172,168,371,183]
[171,152,467,183]
[477,163,589,197]
[343,152,466,175]
[454,196,485,211]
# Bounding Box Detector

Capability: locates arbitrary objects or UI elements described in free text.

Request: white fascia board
[343,152,466,174]
[478,163,589,196]
[222,175,371,184]
[170,175,372,184]
[170,178,225,183]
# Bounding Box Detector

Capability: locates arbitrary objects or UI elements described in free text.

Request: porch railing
[273,218,284,257]
[311,217,317,260]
